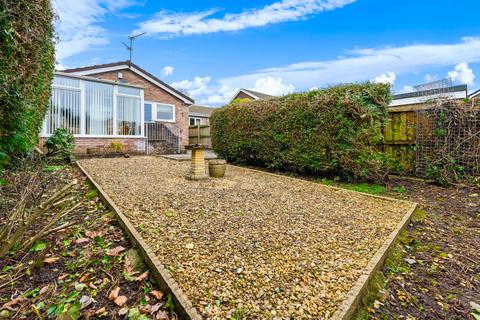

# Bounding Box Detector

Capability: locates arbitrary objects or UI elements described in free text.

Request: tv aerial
[122,32,147,66]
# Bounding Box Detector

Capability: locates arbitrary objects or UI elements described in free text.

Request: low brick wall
[39,137,147,154]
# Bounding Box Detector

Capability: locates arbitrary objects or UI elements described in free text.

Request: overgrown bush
[0,1,55,170]
[45,128,75,161]
[415,100,480,185]
[211,83,392,182]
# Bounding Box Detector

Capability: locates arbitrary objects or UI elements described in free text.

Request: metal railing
[145,122,180,154]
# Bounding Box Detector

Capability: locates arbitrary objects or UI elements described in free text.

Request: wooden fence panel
[189,125,211,147]
[384,110,416,174]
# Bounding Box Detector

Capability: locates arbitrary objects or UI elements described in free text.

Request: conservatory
[41,73,146,154]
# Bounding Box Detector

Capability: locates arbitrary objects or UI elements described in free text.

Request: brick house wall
[39,137,146,154]
[87,69,190,149]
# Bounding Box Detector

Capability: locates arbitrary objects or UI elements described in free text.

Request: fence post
[197,123,200,145]
[177,128,181,154]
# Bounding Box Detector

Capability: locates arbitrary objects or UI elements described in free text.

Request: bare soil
[0,163,177,319]
[363,178,480,320]
[79,156,414,319]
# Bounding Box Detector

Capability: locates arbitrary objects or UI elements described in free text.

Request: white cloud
[187,37,480,106]
[448,62,475,85]
[171,76,212,98]
[219,37,480,93]
[162,66,174,76]
[372,72,396,85]
[401,86,416,93]
[424,74,438,82]
[53,0,140,61]
[136,0,356,36]
[252,76,294,95]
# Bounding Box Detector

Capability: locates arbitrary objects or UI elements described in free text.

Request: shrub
[0,1,55,170]
[211,83,392,182]
[109,140,124,152]
[45,128,75,160]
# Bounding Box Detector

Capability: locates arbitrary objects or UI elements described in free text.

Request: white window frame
[189,116,202,126]
[42,75,144,138]
[146,101,175,123]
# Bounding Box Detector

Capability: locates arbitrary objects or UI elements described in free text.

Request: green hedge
[211,83,392,182]
[0,0,55,169]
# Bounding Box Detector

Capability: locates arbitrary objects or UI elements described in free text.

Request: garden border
[76,160,202,320]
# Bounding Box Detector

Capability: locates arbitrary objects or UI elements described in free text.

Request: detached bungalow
[188,105,215,126]
[229,88,274,103]
[40,61,194,154]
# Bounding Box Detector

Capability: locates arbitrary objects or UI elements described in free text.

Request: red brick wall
[87,69,190,149]
[39,137,146,154]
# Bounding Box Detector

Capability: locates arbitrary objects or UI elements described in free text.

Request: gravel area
[79,156,414,319]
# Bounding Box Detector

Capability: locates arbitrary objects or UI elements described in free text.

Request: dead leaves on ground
[107,245,126,256]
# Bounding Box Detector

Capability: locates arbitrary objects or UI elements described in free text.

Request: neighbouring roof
[230,88,275,102]
[189,105,216,117]
[61,61,194,105]
[390,85,468,107]
[469,88,480,98]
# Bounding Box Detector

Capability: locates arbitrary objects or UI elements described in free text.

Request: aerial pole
[122,32,146,66]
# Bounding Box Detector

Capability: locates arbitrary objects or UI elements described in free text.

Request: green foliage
[0,0,55,170]
[109,140,124,152]
[211,83,392,182]
[340,183,386,195]
[45,128,75,160]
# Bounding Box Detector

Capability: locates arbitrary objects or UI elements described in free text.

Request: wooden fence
[384,103,480,176]
[383,108,417,174]
[189,124,211,147]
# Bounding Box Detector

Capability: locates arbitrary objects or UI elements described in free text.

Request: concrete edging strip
[76,161,202,320]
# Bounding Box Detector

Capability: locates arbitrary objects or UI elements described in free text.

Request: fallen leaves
[150,290,164,300]
[108,287,120,301]
[43,256,60,264]
[107,245,126,256]
[85,230,104,239]
[114,296,128,307]
[75,238,90,244]
[135,271,149,282]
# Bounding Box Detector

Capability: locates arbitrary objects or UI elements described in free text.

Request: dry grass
[79,156,413,319]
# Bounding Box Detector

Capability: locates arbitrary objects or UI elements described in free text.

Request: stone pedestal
[186,145,208,180]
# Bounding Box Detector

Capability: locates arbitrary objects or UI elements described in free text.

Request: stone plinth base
[187,147,208,180]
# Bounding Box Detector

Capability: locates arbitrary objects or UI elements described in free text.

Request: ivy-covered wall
[211,83,392,182]
[0,0,55,169]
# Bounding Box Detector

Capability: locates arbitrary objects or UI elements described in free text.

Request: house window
[117,95,141,135]
[85,81,114,135]
[189,117,201,126]
[156,103,175,122]
[144,103,153,122]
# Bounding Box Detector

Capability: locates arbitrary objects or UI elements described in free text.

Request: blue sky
[54,0,480,105]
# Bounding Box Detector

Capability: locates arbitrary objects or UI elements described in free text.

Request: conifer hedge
[0,0,55,169]
[210,83,392,182]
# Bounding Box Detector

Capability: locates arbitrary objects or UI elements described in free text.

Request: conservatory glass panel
[53,75,80,88]
[45,87,81,134]
[118,86,141,96]
[85,81,114,135]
